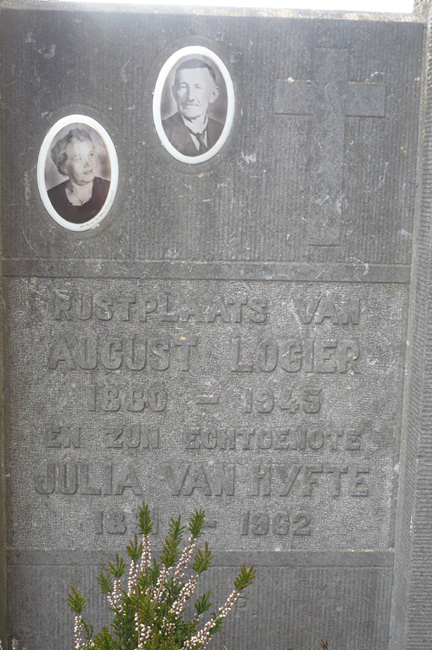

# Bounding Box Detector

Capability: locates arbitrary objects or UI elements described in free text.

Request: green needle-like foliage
[234,564,257,592]
[188,509,206,539]
[192,542,213,574]
[94,627,115,650]
[82,620,94,643]
[194,592,211,616]
[97,571,114,596]
[139,503,153,536]
[68,586,87,615]
[160,516,185,568]
[68,502,255,650]
[108,554,126,579]
[127,535,144,562]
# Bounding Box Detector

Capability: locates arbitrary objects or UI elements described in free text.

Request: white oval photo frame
[37,114,118,231]
[153,47,235,165]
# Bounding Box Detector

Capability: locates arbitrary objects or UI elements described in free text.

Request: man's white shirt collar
[181,115,209,151]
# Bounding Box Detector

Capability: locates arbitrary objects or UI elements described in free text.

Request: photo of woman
[38,115,118,231]
[47,127,110,224]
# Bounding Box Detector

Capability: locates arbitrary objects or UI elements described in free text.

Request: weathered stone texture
[0,3,426,648]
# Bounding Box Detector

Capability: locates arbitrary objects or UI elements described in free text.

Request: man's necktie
[194,131,208,154]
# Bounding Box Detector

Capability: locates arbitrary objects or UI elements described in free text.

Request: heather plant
[68,503,256,650]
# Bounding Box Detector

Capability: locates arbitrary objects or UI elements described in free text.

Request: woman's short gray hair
[50,128,93,175]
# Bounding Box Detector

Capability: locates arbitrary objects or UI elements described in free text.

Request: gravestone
[1,1,432,648]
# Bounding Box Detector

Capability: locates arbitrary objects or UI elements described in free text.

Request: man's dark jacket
[162,112,224,156]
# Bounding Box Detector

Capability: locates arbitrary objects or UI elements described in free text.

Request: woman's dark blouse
[47,177,110,224]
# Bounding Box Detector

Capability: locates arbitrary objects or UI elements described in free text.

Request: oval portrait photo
[37,115,118,231]
[153,46,235,165]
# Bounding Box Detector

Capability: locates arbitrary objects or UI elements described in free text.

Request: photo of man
[162,57,226,157]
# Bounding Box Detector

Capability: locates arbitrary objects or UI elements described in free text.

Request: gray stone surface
[389,3,432,648]
[0,128,7,650]
[0,2,427,649]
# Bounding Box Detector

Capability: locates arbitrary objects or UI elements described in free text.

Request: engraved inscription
[53,291,269,324]
[35,462,143,496]
[48,336,198,371]
[241,387,322,414]
[88,385,167,412]
[167,463,236,496]
[231,338,360,374]
[104,426,160,450]
[94,508,159,535]
[183,426,362,452]
[294,298,360,325]
[44,426,81,448]
[8,279,403,549]
[250,463,369,497]
[241,510,312,536]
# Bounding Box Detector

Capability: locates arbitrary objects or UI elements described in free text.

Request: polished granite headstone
[0,1,429,648]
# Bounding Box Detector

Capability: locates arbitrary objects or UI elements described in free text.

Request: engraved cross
[274,48,386,245]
